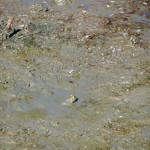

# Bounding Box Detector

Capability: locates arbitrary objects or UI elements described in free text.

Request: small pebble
[62,95,78,106]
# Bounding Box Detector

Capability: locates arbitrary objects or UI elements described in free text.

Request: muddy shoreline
[0,0,150,149]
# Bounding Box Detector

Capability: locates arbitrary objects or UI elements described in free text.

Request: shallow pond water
[0,0,150,149]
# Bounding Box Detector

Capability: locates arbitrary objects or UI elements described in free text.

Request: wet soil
[0,0,150,149]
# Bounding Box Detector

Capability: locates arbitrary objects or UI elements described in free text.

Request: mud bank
[0,0,150,149]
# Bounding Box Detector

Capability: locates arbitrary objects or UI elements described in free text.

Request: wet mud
[0,0,150,149]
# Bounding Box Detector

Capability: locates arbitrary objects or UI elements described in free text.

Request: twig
[2,16,14,40]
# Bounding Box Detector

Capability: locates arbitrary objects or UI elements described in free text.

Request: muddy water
[0,0,150,149]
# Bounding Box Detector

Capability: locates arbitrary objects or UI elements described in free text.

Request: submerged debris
[8,28,21,38]
[41,1,49,11]
[2,16,14,40]
[1,16,23,40]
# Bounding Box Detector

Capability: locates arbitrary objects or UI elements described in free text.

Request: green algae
[19,109,47,119]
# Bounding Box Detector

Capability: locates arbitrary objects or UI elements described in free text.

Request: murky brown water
[0,0,150,149]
